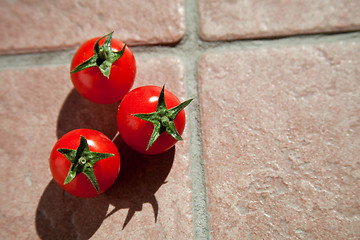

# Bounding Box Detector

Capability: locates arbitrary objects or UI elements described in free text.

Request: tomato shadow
[56,88,119,140]
[104,135,175,229]
[35,180,109,240]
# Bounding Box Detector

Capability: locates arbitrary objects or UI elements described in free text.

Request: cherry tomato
[70,32,136,104]
[117,86,192,155]
[49,129,120,198]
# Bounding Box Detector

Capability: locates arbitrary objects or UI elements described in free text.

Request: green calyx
[70,31,126,78]
[57,136,115,193]
[134,86,193,151]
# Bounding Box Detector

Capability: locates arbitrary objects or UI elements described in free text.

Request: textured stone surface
[198,0,360,41]
[0,0,185,54]
[0,57,193,239]
[198,42,360,239]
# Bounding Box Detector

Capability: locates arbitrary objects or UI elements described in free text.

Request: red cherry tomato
[49,129,120,198]
[70,33,136,104]
[117,86,191,155]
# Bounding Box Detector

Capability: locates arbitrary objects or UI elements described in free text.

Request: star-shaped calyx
[134,86,193,151]
[70,31,126,78]
[57,136,115,193]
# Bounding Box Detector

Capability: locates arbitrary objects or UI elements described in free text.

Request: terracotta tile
[0,0,185,54]
[133,57,186,100]
[198,42,360,239]
[198,0,360,41]
[0,57,193,239]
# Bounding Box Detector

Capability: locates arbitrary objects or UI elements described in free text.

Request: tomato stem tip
[70,31,127,79]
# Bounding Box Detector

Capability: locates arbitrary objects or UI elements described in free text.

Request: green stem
[133,85,193,151]
[161,116,170,127]
[78,157,87,166]
[70,32,127,79]
[98,47,107,61]
[57,135,115,194]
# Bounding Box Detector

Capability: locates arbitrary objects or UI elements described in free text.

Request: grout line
[179,0,212,240]
[0,49,76,70]
[183,0,212,239]
[1,32,359,70]
[184,55,212,240]
[197,31,360,55]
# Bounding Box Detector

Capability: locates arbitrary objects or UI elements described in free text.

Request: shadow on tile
[56,88,119,140]
[105,135,175,230]
[35,179,108,240]
[35,132,175,239]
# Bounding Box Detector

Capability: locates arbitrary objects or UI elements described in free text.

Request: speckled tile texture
[199,42,360,239]
[198,0,360,41]
[0,0,185,54]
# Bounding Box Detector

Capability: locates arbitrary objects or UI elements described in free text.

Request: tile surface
[198,0,360,41]
[0,0,185,54]
[198,42,360,239]
[0,57,193,239]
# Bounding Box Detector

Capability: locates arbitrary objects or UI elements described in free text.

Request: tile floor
[1,0,360,239]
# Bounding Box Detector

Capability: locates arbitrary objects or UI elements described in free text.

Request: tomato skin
[49,129,120,198]
[117,86,186,155]
[70,37,136,104]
